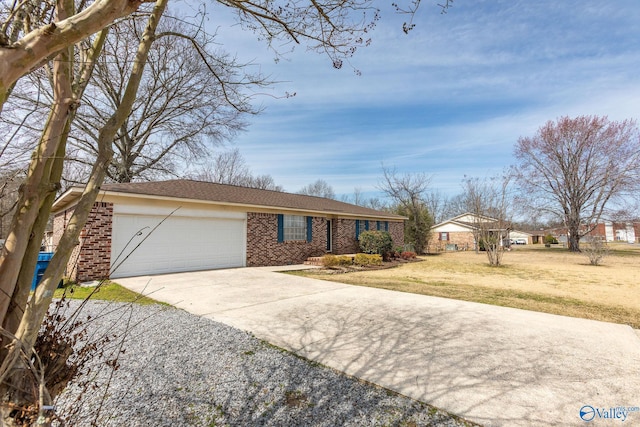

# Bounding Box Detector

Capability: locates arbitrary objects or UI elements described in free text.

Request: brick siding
[332,218,359,254]
[246,213,327,266]
[430,231,476,252]
[388,221,404,249]
[333,219,405,254]
[53,202,113,282]
[246,214,406,265]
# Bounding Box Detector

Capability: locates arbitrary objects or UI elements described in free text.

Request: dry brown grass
[294,243,640,328]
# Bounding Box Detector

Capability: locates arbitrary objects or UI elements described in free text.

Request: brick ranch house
[429,213,519,252]
[52,179,406,282]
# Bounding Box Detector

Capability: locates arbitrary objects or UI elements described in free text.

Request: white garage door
[110,214,246,278]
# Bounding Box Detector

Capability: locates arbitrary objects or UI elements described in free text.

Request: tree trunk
[2,27,107,339]
[0,58,73,329]
[567,216,581,252]
[568,231,581,252]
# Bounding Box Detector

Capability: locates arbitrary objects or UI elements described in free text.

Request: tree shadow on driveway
[211,283,640,427]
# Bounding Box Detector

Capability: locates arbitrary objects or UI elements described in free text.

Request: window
[376,221,389,231]
[355,219,369,239]
[283,215,307,241]
[440,232,449,241]
[277,215,312,242]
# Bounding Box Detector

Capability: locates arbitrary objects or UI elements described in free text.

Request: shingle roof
[56,179,404,220]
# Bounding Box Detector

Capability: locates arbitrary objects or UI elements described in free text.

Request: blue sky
[209,0,640,199]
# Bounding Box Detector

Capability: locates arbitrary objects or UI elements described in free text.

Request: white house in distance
[509,230,533,245]
[430,213,534,252]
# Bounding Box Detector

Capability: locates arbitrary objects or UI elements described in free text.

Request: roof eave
[53,188,406,221]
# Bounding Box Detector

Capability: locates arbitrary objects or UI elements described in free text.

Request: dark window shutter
[376,221,381,231]
[385,221,389,232]
[277,214,284,243]
[306,216,313,242]
[355,220,360,239]
[365,220,369,231]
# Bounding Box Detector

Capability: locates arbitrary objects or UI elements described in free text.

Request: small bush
[583,237,610,266]
[322,254,353,268]
[322,254,338,267]
[354,253,383,266]
[544,234,558,245]
[400,251,417,260]
[358,231,394,256]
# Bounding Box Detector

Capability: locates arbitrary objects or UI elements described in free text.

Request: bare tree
[298,179,336,199]
[341,187,389,210]
[191,147,283,190]
[513,116,640,252]
[68,15,261,183]
[378,166,432,254]
[441,193,468,220]
[245,174,284,191]
[194,147,252,185]
[424,189,449,225]
[462,175,512,266]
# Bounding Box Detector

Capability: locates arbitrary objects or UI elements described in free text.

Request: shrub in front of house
[358,231,394,258]
[400,251,417,260]
[354,253,383,266]
[322,254,353,268]
[544,234,558,245]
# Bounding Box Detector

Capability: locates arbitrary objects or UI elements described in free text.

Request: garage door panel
[111,214,245,278]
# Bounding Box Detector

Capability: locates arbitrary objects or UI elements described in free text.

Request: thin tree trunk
[2,26,108,341]
[0,55,73,328]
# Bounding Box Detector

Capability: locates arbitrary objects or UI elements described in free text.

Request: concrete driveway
[116,267,640,427]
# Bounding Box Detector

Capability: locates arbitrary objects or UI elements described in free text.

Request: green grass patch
[54,282,163,305]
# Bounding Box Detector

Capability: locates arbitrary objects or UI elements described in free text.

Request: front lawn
[54,281,164,305]
[292,244,640,328]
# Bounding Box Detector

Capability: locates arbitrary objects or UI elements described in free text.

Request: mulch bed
[310,257,422,275]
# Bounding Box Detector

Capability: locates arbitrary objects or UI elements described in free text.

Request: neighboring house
[546,221,640,244]
[52,179,405,281]
[598,221,639,243]
[429,213,512,252]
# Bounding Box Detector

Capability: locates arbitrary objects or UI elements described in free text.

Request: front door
[326,219,333,252]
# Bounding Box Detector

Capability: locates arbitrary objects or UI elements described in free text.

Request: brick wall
[333,218,358,254]
[388,221,404,249]
[332,219,405,254]
[246,213,327,266]
[430,230,476,252]
[53,202,113,282]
